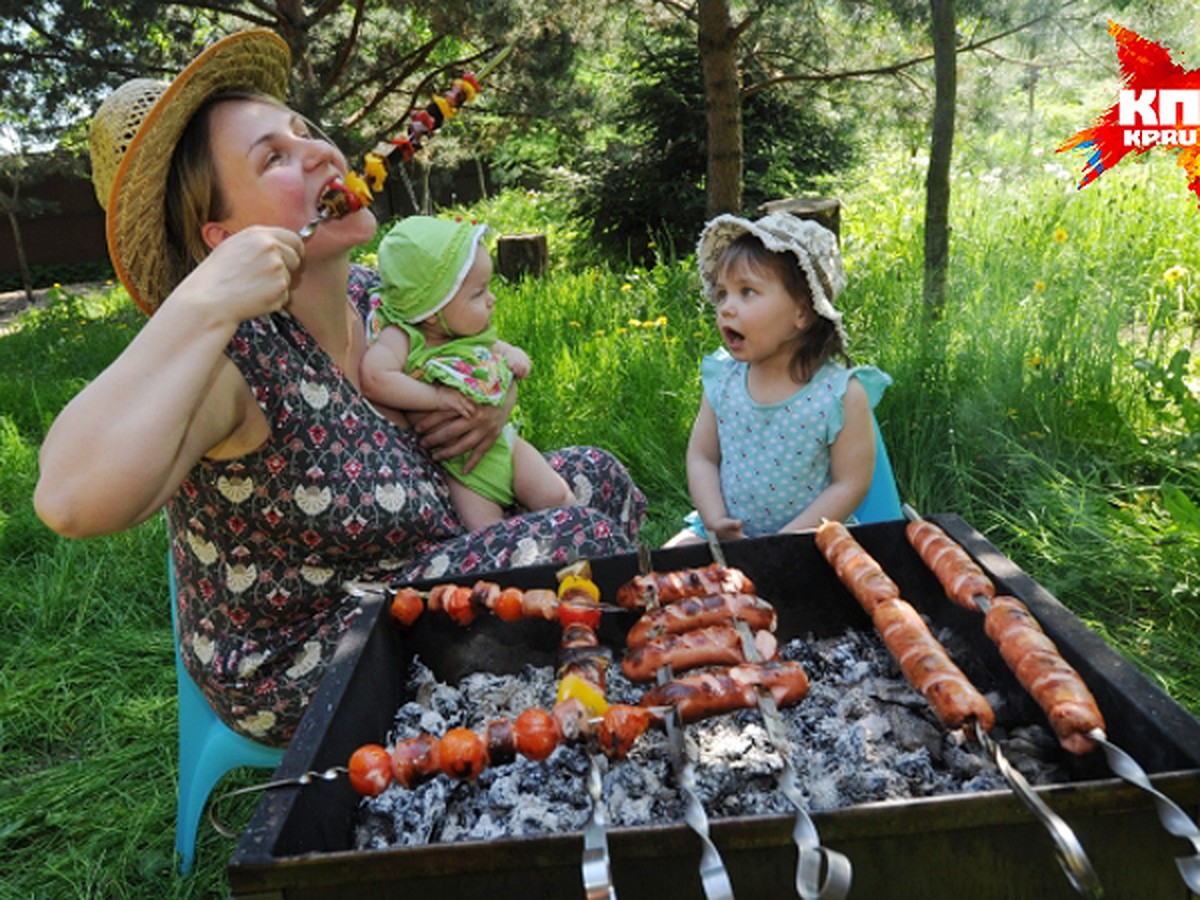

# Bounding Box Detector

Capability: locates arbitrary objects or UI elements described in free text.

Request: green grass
[2,143,1199,896]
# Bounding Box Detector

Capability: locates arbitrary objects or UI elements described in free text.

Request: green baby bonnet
[378,216,488,325]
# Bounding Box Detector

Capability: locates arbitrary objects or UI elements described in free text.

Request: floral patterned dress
[170,265,646,747]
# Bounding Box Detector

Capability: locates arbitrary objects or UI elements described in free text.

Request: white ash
[354,628,1070,850]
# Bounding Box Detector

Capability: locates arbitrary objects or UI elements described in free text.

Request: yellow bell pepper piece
[557,574,600,602]
[557,672,608,716]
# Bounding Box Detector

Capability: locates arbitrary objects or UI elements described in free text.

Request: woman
[34,30,645,747]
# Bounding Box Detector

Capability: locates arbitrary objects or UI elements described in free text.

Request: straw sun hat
[89,29,292,314]
[697,213,849,346]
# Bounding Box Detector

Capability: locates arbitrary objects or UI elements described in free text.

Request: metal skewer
[658,663,735,900]
[972,721,1102,897]
[1086,729,1200,894]
[705,534,851,899]
[298,207,330,240]
[640,542,734,900]
[581,751,617,900]
[900,504,1102,895]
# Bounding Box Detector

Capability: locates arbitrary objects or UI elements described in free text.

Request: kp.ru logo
[1059,21,1200,205]
[1117,90,1198,147]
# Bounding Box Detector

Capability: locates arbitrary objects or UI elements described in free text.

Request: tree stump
[756,197,841,241]
[495,233,549,280]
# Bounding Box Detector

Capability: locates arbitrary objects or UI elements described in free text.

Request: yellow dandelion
[1163,265,1189,284]
[1028,353,1043,368]
[627,317,642,328]
[1034,280,1046,292]
[1052,228,1067,244]
[655,315,668,326]
[620,283,633,294]
[617,327,628,335]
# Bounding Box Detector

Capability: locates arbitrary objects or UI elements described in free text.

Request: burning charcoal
[355,629,1069,852]
[888,707,942,753]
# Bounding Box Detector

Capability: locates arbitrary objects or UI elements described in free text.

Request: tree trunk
[923,0,956,313]
[697,0,743,217]
[5,207,34,305]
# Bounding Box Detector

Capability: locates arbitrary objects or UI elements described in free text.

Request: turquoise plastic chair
[169,556,285,875]
[851,417,903,524]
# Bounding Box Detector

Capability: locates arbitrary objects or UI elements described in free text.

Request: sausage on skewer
[616,563,755,610]
[625,592,778,649]
[985,595,1104,754]
[621,624,778,682]
[814,520,900,613]
[639,661,810,724]
[872,597,996,731]
[905,519,994,613]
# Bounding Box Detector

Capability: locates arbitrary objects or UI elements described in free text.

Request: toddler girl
[361,216,575,530]
[665,213,891,545]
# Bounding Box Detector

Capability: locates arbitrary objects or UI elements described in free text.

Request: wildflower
[1163,265,1189,285]
[655,315,668,326]
[1034,280,1046,292]
[617,327,628,335]
[1028,352,1043,369]
[620,283,633,294]
[627,318,642,328]
[568,320,582,329]
[1052,228,1068,243]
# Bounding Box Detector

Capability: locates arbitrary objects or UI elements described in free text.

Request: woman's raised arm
[34,227,300,537]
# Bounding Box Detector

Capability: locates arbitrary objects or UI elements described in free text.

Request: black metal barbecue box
[227,515,1200,899]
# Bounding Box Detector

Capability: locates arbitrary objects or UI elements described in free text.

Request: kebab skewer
[900,510,1104,753]
[902,508,1200,894]
[817,518,1099,896]
[814,520,995,732]
[698,535,852,899]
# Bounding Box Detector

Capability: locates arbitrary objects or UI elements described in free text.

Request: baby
[361,216,575,530]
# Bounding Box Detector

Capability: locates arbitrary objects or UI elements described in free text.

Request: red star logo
[1058,21,1200,205]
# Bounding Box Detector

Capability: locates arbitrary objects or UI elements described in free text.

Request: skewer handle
[973,721,1101,897]
[1089,729,1200,893]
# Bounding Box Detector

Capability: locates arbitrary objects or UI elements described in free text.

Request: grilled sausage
[814,520,901,613]
[625,593,778,649]
[905,520,994,613]
[616,563,756,610]
[984,595,1103,753]
[639,661,810,723]
[390,734,442,789]
[620,624,778,681]
[871,596,996,731]
[484,717,517,767]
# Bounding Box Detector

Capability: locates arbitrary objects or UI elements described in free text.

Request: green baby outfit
[397,321,516,506]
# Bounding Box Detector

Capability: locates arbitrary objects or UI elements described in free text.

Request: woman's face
[205,98,376,248]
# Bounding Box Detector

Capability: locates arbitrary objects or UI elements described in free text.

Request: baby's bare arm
[361,327,474,416]
[493,340,531,379]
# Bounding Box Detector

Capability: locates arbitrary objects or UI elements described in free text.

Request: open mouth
[721,326,745,351]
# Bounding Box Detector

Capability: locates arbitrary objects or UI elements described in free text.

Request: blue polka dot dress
[701,349,891,537]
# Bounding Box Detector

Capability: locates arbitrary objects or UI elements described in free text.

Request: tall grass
[2,144,1198,895]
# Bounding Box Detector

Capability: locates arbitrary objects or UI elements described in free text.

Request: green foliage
[0,260,114,293]
[570,25,857,265]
